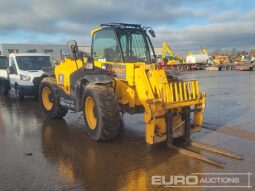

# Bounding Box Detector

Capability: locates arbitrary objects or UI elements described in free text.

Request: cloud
[208,10,255,24]
[0,0,207,34]
[0,0,254,52]
[154,15,255,54]
[208,10,240,23]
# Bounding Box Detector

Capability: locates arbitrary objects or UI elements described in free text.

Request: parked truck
[0,53,54,99]
[0,56,9,95]
[186,48,209,70]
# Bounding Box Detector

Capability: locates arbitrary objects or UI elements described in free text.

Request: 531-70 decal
[103,64,126,79]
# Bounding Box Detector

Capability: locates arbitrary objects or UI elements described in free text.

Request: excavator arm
[162,42,174,59]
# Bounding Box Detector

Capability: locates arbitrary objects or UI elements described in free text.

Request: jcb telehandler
[40,23,241,167]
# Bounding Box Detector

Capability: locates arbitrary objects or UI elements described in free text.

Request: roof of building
[1,43,66,46]
[9,53,50,57]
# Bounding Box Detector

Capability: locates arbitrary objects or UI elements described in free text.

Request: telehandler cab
[40,23,242,167]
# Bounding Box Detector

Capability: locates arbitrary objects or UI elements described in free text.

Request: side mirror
[7,66,15,74]
[67,40,80,60]
[148,29,156,38]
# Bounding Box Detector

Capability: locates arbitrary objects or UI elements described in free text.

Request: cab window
[118,29,151,63]
[92,29,122,62]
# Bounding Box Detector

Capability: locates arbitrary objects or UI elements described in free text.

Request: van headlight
[20,74,31,81]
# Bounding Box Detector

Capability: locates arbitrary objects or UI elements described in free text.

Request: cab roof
[91,23,145,36]
[100,23,142,29]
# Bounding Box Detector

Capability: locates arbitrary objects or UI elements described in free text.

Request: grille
[162,80,200,103]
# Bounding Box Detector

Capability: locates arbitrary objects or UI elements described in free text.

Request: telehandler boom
[40,23,242,167]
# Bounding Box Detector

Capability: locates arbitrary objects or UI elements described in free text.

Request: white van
[7,53,54,100]
[0,56,9,95]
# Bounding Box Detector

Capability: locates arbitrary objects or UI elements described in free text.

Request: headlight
[19,74,31,81]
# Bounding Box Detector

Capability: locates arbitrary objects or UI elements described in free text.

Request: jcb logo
[103,64,126,79]
[112,67,126,74]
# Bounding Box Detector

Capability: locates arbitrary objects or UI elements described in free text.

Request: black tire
[83,84,120,141]
[1,80,9,96]
[181,106,191,142]
[15,84,24,100]
[39,80,68,119]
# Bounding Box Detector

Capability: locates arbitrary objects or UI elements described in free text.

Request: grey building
[0,43,159,60]
[0,44,68,61]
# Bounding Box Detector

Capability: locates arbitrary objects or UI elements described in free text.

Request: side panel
[94,61,143,107]
[94,61,135,86]
[54,58,84,95]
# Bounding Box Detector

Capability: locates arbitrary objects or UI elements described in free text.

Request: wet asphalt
[0,71,255,191]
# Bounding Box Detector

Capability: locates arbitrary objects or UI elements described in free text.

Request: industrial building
[0,44,66,60]
[0,44,67,61]
[0,43,159,61]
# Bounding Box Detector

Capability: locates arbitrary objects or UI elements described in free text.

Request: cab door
[91,28,133,82]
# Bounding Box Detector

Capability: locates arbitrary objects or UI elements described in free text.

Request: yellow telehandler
[39,23,241,167]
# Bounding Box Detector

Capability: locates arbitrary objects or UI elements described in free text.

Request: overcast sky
[0,0,254,54]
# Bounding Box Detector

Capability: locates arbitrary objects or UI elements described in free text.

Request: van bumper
[18,85,39,96]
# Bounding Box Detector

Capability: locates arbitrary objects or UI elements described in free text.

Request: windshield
[0,56,8,69]
[117,28,153,63]
[16,56,52,70]
[92,29,122,62]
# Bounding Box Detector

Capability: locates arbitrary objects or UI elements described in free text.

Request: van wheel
[15,84,24,100]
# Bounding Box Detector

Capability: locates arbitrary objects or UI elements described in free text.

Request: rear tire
[39,80,68,119]
[83,84,120,141]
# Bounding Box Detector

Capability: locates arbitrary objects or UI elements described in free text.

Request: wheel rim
[42,87,53,110]
[85,96,97,129]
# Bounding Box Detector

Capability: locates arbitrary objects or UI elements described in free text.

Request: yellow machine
[162,42,183,65]
[187,51,193,56]
[200,48,208,56]
[40,23,241,167]
[212,55,229,65]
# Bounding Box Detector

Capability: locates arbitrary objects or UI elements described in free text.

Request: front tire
[39,80,68,119]
[83,84,120,141]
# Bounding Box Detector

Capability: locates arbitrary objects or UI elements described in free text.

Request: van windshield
[0,56,8,69]
[16,56,52,70]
